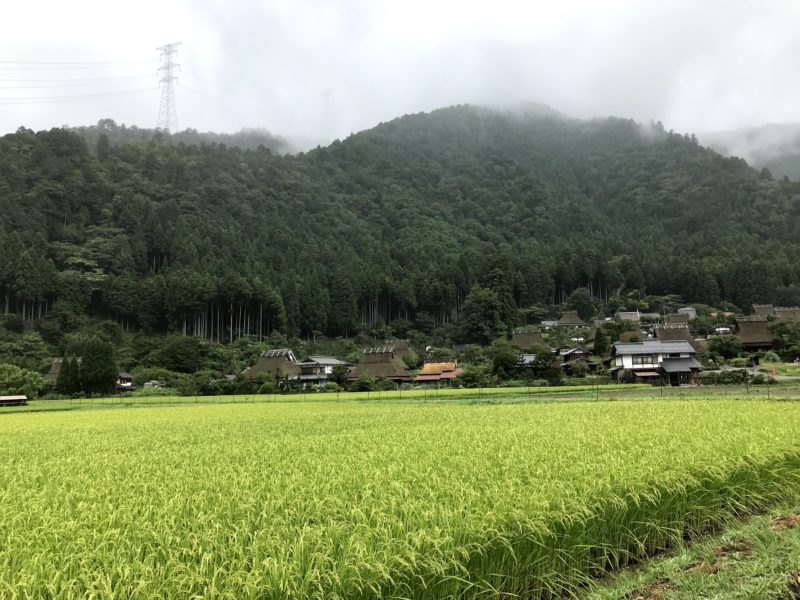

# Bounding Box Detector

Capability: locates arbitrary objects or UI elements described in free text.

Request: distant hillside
[699,123,800,180]
[70,119,292,154]
[2,105,800,345]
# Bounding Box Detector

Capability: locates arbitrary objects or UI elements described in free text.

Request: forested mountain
[700,123,800,181]
[2,105,800,347]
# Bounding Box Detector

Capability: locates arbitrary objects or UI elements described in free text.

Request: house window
[632,354,657,366]
[668,353,681,358]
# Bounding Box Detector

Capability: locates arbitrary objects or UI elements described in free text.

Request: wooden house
[735,317,774,352]
[347,347,412,384]
[654,324,706,352]
[44,357,81,383]
[413,361,464,384]
[297,356,348,386]
[241,349,301,379]
[775,306,800,323]
[558,311,585,326]
[510,328,548,351]
[610,340,701,385]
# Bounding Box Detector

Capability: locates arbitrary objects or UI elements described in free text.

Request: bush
[374,377,395,391]
[729,357,748,368]
[323,382,340,393]
[0,363,45,398]
[763,351,782,363]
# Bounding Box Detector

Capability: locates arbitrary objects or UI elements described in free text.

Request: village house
[116,372,134,392]
[241,349,301,379]
[610,339,701,386]
[296,356,348,387]
[775,306,800,323]
[44,357,81,383]
[665,313,690,324]
[558,311,585,327]
[510,328,548,351]
[734,317,774,352]
[752,304,775,318]
[617,310,641,323]
[413,360,464,385]
[347,346,412,385]
[653,324,706,352]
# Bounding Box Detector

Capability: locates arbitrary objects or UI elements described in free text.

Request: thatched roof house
[666,313,690,324]
[414,361,464,384]
[559,311,585,326]
[735,317,774,351]
[241,349,300,379]
[654,324,706,352]
[775,306,800,323]
[348,347,412,383]
[510,328,547,350]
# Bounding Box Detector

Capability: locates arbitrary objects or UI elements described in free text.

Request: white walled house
[610,340,701,386]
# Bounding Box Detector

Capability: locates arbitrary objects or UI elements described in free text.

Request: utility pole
[156,42,181,132]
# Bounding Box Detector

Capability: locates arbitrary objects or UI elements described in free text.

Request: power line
[0,75,153,83]
[0,87,158,105]
[0,64,151,71]
[0,77,154,89]
[0,59,152,66]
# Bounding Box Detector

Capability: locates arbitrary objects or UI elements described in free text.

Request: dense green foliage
[3,400,800,598]
[0,363,43,398]
[3,105,800,347]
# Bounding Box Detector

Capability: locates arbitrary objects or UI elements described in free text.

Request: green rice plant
[0,400,799,598]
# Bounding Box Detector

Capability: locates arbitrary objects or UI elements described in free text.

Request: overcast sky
[2,0,799,144]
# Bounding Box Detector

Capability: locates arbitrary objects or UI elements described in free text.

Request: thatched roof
[510,329,547,350]
[666,313,690,324]
[241,349,300,378]
[752,304,775,317]
[414,361,464,382]
[348,347,411,381]
[653,324,705,352]
[559,311,584,326]
[735,318,774,349]
[775,306,800,323]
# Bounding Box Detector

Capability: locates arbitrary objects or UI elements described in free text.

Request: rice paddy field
[2,398,800,598]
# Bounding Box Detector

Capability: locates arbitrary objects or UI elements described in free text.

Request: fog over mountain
[3,1,800,143]
[700,124,800,181]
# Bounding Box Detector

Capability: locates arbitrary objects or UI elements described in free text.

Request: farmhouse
[348,346,412,384]
[116,372,134,392]
[735,317,774,352]
[559,311,585,326]
[610,339,701,386]
[654,324,706,352]
[666,313,690,324]
[510,328,548,350]
[241,349,301,379]
[413,360,464,384]
[775,306,800,323]
[297,356,348,386]
[44,357,81,382]
[617,310,641,323]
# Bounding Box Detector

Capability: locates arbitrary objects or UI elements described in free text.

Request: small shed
[0,395,28,407]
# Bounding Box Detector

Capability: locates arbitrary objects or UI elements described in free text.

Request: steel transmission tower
[156,42,181,132]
